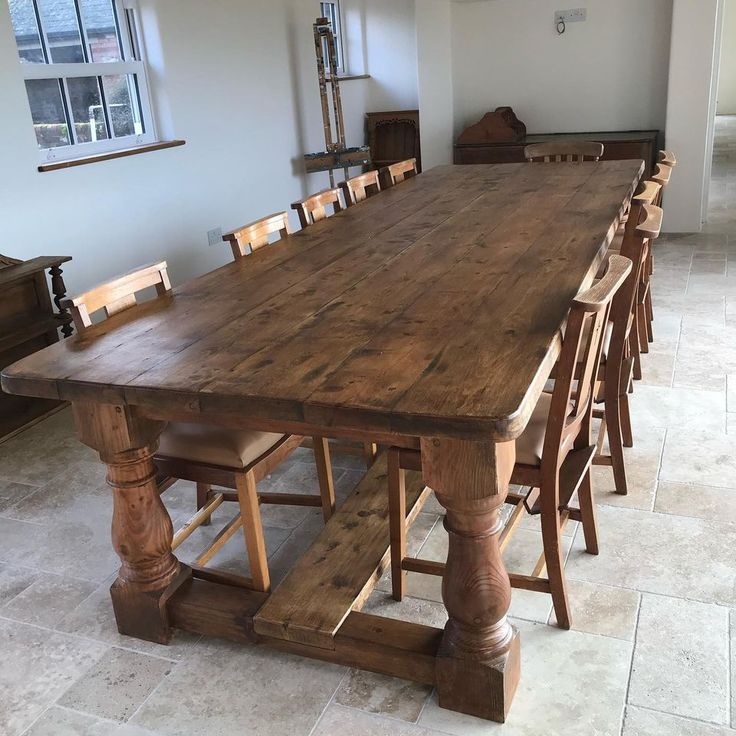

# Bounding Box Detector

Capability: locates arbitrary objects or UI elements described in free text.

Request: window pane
[9,0,45,63]
[25,79,70,148]
[79,0,122,62]
[36,0,84,63]
[102,74,143,137]
[67,76,109,143]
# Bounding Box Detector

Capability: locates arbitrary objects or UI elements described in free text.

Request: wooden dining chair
[596,179,662,383]
[641,157,676,347]
[387,255,632,629]
[291,188,344,229]
[524,141,605,163]
[592,203,663,495]
[339,170,382,206]
[380,158,418,188]
[62,262,336,594]
[221,212,290,258]
[658,150,677,168]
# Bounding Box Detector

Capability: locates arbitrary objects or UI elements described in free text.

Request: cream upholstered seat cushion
[158,423,286,469]
[515,392,573,467]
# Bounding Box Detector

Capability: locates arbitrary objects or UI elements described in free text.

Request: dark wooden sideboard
[0,255,73,440]
[455,130,662,177]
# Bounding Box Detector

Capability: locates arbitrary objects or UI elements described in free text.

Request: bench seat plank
[253,454,429,649]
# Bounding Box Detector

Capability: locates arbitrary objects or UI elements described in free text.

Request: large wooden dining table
[1,160,643,722]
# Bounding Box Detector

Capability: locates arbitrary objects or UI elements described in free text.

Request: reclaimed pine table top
[1,161,643,441]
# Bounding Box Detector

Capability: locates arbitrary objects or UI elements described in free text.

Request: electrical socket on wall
[207,227,223,246]
[555,8,587,24]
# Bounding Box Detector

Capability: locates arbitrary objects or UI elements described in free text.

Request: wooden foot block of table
[437,629,521,723]
[253,454,429,649]
[111,563,191,645]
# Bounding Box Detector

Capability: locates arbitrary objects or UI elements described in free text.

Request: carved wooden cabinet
[455,130,662,177]
[0,254,73,439]
[366,110,421,173]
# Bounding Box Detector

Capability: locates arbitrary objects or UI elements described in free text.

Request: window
[320,1,344,73]
[8,0,156,164]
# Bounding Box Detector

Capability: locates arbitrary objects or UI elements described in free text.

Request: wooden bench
[253,454,430,649]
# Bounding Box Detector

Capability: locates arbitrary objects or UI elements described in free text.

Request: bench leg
[313,437,336,522]
[387,447,407,601]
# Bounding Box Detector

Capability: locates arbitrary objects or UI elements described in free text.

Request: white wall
[718,0,736,114]
[0,0,418,295]
[416,0,454,169]
[664,0,724,232]
[451,0,673,136]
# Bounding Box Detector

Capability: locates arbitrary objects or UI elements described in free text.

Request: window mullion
[72,0,91,63]
[127,8,142,61]
[97,76,113,140]
[58,78,77,145]
[32,0,52,64]
[111,0,129,61]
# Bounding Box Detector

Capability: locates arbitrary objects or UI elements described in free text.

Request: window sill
[325,74,371,83]
[38,140,186,172]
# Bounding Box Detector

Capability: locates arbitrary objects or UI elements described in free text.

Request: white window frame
[320,0,346,74]
[12,0,157,165]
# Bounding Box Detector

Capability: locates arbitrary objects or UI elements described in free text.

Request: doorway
[707,0,736,233]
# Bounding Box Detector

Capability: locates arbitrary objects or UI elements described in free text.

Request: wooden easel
[304,17,371,187]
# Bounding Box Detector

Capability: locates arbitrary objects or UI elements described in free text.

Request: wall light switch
[207,227,223,246]
[555,8,587,24]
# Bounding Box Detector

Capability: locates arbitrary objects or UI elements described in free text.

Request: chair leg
[235,471,270,593]
[540,490,571,630]
[620,392,634,449]
[577,469,599,555]
[197,483,212,526]
[387,447,407,602]
[605,392,628,496]
[631,313,643,381]
[313,436,336,522]
[645,289,654,343]
[637,300,649,355]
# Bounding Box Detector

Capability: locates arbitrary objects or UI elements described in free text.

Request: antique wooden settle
[0,254,73,439]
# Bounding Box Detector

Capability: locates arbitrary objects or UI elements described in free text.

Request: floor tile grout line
[730,608,734,730]
[622,592,643,725]
[627,701,735,731]
[650,427,668,512]
[123,655,184,729]
[305,668,347,736]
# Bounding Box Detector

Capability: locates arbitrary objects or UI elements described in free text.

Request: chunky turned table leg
[72,403,190,644]
[421,437,520,723]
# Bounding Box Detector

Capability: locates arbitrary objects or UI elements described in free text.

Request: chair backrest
[61,262,171,331]
[651,163,673,207]
[222,212,290,260]
[381,158,418,187]
[621,179,662,239]
[607,201,663,387]
[542,254,632,469]
[340,171,382,206]
[651,163,672,190]
[658,150,677,168]
[291,188,344,229]
[524,141,604,163]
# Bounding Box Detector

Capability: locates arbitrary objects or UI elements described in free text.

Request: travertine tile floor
[2,118,736,736]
